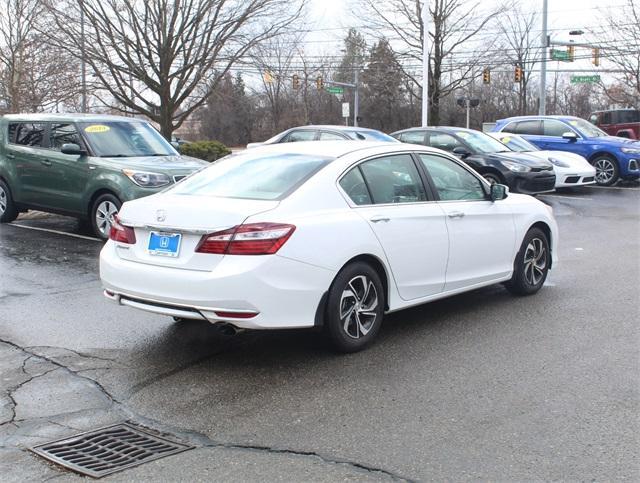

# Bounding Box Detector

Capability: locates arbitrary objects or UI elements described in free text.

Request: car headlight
[548,157,570,168]
[621,147,640,154]
[501,160,531,172]
[122,169,171,187]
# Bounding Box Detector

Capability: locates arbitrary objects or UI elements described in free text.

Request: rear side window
[514,120,542,136]
[13,123,46,147]
[50,123,82,150]
[398,131,426,144]
[7,123,18,143]
[170,153,332,200]
[339,167,372,205]
[319,131,347,141]
[283,130,316,142]
[359,154,426,204]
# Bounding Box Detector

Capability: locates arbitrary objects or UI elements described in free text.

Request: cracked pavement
[1,186,639,481]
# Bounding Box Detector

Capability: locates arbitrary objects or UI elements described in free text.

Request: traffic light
[316,76,323,89]
[592,48,600,66]
[482,68,491,84]
[514,66,523,83]
[292,74,300,89]
[568,45,575,62]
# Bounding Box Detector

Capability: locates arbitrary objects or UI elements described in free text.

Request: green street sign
[570,75,601,84]
[325,86,344,94]
[551,49,569,61]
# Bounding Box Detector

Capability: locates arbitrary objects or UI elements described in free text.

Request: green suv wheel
[91,193,121,240]
[0,179,19,223]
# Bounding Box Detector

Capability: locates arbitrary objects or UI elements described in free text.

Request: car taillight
[196,223,295,255]
[109,216,136,244]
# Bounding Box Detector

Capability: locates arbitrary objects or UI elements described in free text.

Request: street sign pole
[354,68,359,127]
[421,0,429,126]
[539,0,548,115]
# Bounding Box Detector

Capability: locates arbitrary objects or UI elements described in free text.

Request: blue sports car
[492,115,640,185]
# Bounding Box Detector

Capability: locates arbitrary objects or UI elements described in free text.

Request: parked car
[589,109,639,139]
[391,127,556,194]
[0,114,207,239]
[246,125,399,148]
[490,132,596,188]
[100,141,557,353]
[492,115,640,186]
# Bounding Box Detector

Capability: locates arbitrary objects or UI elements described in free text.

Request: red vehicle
[589,109,640,139]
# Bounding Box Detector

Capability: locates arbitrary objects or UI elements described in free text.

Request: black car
[391,127,556,194]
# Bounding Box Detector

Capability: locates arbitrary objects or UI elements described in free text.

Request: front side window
[514,120,542,136]
[14,123,46,147]
[319,131,347,141]
[170,153,331,201]
[543,120,572,137]
[359,154,426,204]
[283,130,316,142]
[339,167,372,205]
[419,154,486,201]
[50,123,82,150]
[398,131,426,144]
[7,123,18,143]
[427,132,463,152]
[77,121,175,157]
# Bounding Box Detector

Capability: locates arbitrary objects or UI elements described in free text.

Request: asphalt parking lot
[1,184,638,481]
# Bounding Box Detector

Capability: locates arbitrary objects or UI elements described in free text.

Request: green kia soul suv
[0,114,207,239]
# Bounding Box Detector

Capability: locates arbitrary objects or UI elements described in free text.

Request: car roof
[496,115,582,123]
[391,126,481,135]
[284,125,384,133]
[1,113,147,123]
[236,140,397,158]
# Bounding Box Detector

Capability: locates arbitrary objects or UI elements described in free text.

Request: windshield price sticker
[85,125,111,133]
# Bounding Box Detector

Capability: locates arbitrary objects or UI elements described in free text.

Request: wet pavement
[0,184,639,481]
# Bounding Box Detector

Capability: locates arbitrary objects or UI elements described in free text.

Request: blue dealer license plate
[148,232,181,257]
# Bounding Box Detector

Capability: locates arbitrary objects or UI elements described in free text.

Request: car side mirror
[452,146,471,158]
[562,132,578,141]
[490,183,508,201]
[61,143,86,156]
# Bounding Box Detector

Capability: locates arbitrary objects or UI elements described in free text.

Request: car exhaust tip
[215,323,238,336]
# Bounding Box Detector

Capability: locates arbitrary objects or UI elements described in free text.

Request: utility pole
[539,0,548,115]
[421,0,430,126]
[80,7,87,113]
[353,68,359,127]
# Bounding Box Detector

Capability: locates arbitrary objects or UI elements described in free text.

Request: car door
[42,122,91,214]
[6,122,54,207]
[417,152,516,291]
[533,119,586,156]
[340,153,449,300]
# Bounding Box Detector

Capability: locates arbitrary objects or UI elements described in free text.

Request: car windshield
[78,121,176,157]
[567,118,607,138]
[346,130,397,142]
[453,130,511,154]
[169,153,332,200]
[496,134,539,152]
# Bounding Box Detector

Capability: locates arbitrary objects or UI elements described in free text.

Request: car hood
[593,136,640,147]
[97,154,208,171]
[471,151,553,169]
[532,150,592,167]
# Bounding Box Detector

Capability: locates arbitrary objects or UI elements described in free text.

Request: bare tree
[0,0,79,112]
[597,0,640,106]
[47,0,305,138]
[358,0,502,125]
[498,2,539,115]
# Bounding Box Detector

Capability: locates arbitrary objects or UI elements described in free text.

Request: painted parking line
[585,185,640,191]
[9,223,102,242]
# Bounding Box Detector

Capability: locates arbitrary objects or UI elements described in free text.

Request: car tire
[324,262,385,353]
[504,227,550,296]
[91,193,121,240]
[482,172,504,185]
[591,155,619,186]
[0,179,19,223]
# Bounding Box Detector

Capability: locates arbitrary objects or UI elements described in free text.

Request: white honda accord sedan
[100,141,558,352]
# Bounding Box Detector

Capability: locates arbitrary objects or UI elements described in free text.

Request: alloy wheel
[95,200,119,238]
[523,237,547,286]
[0,186,6,216]
[339,275,379,339]
[594,158,616,184]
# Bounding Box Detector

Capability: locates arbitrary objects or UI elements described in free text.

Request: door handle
[370,216,390,223]
[447,211,465,219]
[6,153,15,159]
[41,159,52,167]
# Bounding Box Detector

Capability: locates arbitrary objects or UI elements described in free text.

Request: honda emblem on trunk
[156,210,167,222]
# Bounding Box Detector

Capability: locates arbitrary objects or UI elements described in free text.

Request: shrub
[179,140,231,162]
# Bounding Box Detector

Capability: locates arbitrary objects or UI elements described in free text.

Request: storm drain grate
[30,422,194,478]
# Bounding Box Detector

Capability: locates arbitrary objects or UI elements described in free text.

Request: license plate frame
[148,231,182,258]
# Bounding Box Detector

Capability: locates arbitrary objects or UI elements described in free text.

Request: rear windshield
[170,153,332,200]
[346,130,398,142]
[77,121,176,157]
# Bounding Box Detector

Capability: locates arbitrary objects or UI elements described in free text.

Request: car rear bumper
[99,242,335,329]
